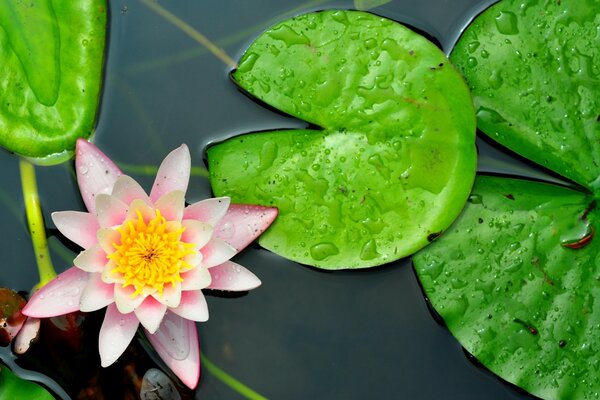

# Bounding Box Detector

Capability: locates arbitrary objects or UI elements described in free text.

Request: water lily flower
[23,140,277,389]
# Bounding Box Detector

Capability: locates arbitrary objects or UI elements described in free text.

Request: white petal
[114,285,145,314]
[154,191,185,221]
[73,244,107,273]
[200,238,237,268]
[181,220,213,250]
[13,317,41,355]
[150,145,190,202]
[214,204,278,251]
[151,283,182,308]
[208,261,261,291]
[111,175,150,205]
[99,304,139,367]
[79,274,115,312]
[171,290,208,322]
[180,267,211,291]
[95,194,128,228]
[183,197,230,226]
[52,211,99,249]
[97,228,120,255]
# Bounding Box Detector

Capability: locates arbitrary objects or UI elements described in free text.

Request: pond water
[0,0,565,398]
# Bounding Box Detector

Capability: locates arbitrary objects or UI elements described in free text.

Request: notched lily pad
[414,176,600,399]
[451,0,600,190]
[0,0,107,163]
[208,10,476,269]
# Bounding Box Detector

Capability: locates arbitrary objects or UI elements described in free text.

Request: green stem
[19,159,57,289]
[201,352,268,400]
[118,162,209,178]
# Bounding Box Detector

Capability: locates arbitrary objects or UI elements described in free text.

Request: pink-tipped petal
[73,244,107,273]
[134,296,167,334]
[208,261,262,291]
[155,191,185,221]
[180,267,211,291]
[145,312,200,389]
[181,220,213,250]
[22,267,88,318]
[52,211,99,249]
[79,274,115,312]
[171,290,208,322]
[183,197,230,226]
[114,285,145,314]
[99,304,139,367]
[150,145,190,202]
[95,194,128,228]
[200,238,237,268]
[214,204,278,251]
[76,139,122,213]
[111,175,150,205]
[13,317,41,355]
[97,228,120,254]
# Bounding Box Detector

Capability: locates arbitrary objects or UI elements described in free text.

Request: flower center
[108,209,195,297]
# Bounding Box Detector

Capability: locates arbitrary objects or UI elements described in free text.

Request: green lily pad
[413,176,600,399]
[0,365,54,400]
[208,10,476,269]
[0,0,107,163]
[451,0,600,190]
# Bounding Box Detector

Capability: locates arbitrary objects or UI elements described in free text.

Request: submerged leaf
[208,10,476,269]
[0,288,26,346]
[413,176,600,399]
[0,365,54,400]
[0,0,107,163]
[451,0,600,190]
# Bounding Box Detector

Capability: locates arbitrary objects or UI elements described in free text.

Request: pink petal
[111,175,150,205]
[134,296,167,334]
[22,267,88,318]
[145,312,200,389]
[214,204,278,251]
[95,194,128,228]
[208,261,261,291]
[73,244,107,273]
[181,220,213,250]
[79,274,115,312]
[181,267,211,291]
[52,211,99,249]
[99,304,140,367]
[200,238,237,268]
[114,284,145,314]
[150,144,190,202]
[154,191,185,221]
[13,317,41,355]
[171,290,208,322]
[183,197,230,226]
[76,139,122,214]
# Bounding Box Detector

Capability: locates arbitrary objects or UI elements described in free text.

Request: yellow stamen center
[108,209,195,297]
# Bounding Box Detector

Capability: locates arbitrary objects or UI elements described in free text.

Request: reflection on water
[0,0,546,398]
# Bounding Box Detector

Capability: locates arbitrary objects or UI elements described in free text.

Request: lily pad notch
[208,10,477,269]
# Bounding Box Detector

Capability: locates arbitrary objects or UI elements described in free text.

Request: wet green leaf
[0,0,107,163]
[414,176,600,399]
[208,10,476,269]
[451,0,600,191]
[0,365,54,400]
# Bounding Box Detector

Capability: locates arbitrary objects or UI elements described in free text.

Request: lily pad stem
[200,352,268,400]
[19,159,57,289]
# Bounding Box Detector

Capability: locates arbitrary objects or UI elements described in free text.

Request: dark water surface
[0,0,561,398]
